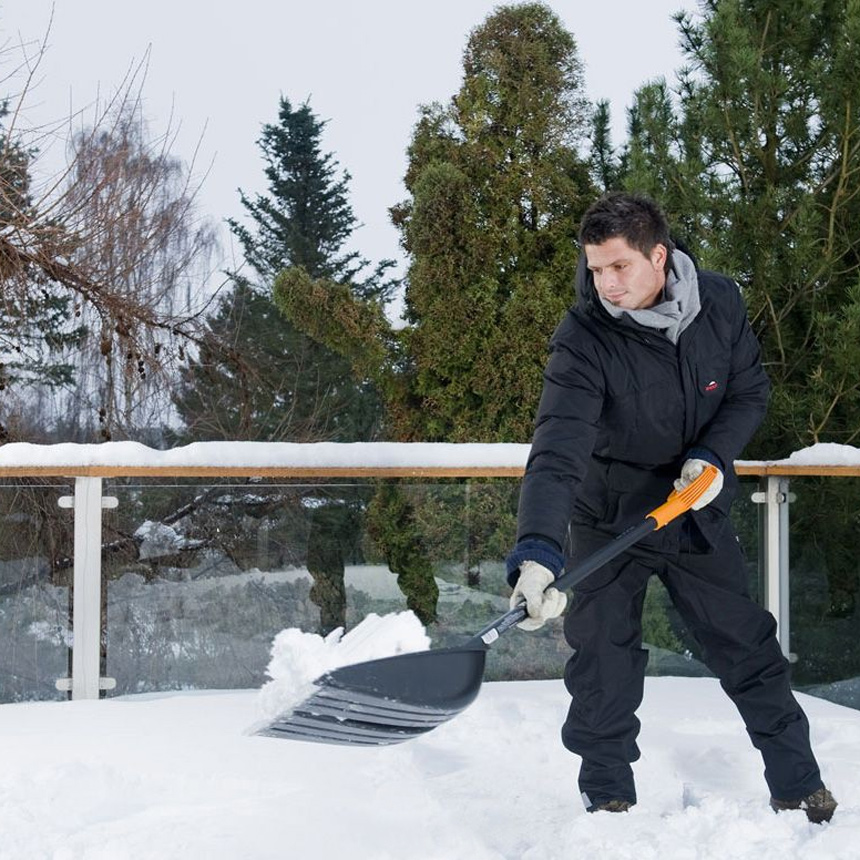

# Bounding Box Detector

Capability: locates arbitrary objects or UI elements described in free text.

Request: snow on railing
[737,442,860,475]
[0,441,531,477]
[0,440,859,477]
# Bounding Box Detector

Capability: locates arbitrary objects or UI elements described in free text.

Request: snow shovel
[256,465,719,746]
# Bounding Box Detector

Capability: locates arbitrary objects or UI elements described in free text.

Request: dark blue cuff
[687,446,724,472]
[505,538,564,587]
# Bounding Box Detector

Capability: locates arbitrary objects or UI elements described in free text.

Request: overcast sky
[1,0,692,282]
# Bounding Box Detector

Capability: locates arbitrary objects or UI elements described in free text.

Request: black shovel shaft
[470,516,658,647]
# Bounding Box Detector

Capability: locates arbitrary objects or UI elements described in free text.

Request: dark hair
[579,192,674,270]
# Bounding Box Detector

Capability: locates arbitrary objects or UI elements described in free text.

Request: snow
[255,611,430,724]
[0,612,856,859]
[1,439,860,471]
[0,441,532,469]
[782,443,860,466]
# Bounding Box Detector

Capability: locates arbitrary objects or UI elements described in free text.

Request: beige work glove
[510,560,567,631]
[673,458,724,510]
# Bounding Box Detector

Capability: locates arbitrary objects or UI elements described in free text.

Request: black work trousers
[561,521,824,809]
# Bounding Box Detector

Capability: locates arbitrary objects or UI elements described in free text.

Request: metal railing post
[57,477,118,699]
[753,476,794,660]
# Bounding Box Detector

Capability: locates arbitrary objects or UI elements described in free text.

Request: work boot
[770,787,837,823]
[588,799,633,813]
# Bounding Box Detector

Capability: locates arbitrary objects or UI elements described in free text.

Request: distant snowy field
[1,672,856,858]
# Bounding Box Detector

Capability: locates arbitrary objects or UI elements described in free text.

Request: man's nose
[599,272,616,292]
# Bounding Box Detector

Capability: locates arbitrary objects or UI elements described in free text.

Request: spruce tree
[229,99,365,286]
[175,97,393,443]
[174,98,395,633]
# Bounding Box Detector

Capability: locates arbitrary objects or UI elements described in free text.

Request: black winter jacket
[515,252,770,559]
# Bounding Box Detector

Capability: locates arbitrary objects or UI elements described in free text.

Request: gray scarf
[598,249,701,344]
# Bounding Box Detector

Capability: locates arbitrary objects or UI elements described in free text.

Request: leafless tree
[0,18,219,442]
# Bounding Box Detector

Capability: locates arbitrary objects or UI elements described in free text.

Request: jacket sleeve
[515,331,605,551]
[695,284,770,469]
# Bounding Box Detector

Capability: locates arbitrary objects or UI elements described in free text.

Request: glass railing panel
[101,479,364,694]
[0,480,73,703]
[785,476,860,710]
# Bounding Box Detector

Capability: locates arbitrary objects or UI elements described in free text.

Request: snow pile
[783,442,860,466]
[256,611,431,722]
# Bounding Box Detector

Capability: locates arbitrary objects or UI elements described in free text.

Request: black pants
[561,522,824,809]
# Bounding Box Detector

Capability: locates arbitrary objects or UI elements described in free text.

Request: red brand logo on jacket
[704,380,719,392]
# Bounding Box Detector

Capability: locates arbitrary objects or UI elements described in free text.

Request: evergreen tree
[391,2,593,442]
[175,97,393,444]
[622,1,860,455]
[274,3,595,442]
[228,98,385,292]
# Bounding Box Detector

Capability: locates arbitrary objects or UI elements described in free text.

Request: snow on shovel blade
[256,645,487,746]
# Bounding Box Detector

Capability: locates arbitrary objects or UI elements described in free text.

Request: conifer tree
[175,97,393,444]
[229,98,374,289]
[275,3,594,442]
[623,1,860,455]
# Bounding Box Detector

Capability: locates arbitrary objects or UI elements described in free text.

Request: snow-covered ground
[1,613,857,860]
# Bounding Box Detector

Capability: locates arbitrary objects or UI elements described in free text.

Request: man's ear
[650,243,668,271]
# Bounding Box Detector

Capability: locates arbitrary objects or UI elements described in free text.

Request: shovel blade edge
[256,645,488,746]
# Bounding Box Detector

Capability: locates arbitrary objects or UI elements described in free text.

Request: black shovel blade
[256,644,488,746]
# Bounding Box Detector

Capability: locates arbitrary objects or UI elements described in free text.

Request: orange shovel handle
[647,464,720,530]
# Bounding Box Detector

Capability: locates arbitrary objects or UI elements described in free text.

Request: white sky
[1,0,692,281]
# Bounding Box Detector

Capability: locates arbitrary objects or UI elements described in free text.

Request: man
[506,192,836,822]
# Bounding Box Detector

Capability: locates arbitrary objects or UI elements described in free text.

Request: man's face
[584,236,668,311]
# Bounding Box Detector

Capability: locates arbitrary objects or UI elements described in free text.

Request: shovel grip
[646,464,720,529]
